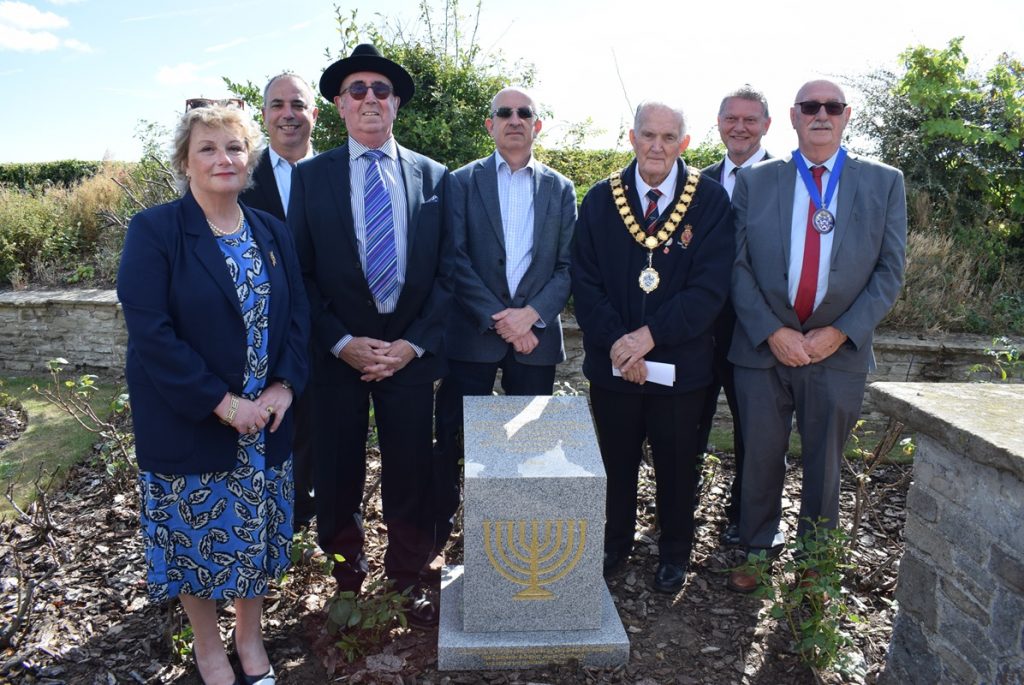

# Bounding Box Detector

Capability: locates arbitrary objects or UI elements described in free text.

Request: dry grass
[885,229,1024,333]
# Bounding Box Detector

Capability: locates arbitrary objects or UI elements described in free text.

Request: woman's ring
[249,424,257,433]
[266,406,275,415]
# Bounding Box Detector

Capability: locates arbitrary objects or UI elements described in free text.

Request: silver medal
[812,208,835,234]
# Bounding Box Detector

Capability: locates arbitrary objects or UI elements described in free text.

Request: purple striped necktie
[362,149,398,306]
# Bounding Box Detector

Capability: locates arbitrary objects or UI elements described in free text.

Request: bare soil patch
[0,432,908,685]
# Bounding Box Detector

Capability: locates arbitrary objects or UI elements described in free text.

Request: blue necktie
[362,149,398,307]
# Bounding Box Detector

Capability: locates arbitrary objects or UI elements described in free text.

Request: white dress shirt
[787,149,841,313]
[721,146,768,200]
[494,151,536,301]
[268,146,313,216]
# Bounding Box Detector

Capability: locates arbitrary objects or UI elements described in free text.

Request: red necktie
[794,165,827,323]
[643,188,662,235]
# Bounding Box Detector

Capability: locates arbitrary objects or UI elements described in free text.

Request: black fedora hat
[319,43,415,107]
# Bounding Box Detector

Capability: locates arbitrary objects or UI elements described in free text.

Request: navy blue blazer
[571,159,735,394]
[117,190,309,474]
[290,142,453,387]
[239,148,287,221]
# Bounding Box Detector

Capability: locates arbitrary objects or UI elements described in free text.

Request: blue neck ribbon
[792,147,847,212]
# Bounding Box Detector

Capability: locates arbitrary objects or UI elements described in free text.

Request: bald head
[790,79,850,164]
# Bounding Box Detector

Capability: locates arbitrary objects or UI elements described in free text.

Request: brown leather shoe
[726,568,760,594]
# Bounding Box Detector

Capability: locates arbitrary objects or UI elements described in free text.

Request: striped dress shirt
[495,151,535,300]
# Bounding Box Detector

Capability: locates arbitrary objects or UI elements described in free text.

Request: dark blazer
[446,153,576,366]
[729,152,907,373]
[289,143,453,386]
[571,158,735,394]
[700,152,773,348]
[239,149,287,221]
[117,191,309,474]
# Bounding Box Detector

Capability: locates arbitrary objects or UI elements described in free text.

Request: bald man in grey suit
[431,87,576,564]
[726,79,906,593]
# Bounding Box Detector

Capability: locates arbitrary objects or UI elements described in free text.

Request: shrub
[0,161,101,189]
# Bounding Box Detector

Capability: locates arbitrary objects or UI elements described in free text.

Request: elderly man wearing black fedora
[289,43,453,627]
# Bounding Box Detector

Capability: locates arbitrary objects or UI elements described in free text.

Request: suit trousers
[431,350,556,553]
[695,305,746,524]
[290,383,316,528]
[313,375,434,592]
[590,384,706,566]
[733,363,867,553]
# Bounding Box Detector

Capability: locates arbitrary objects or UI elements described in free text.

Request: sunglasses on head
[341,80,394,100]
[492,106,535,120]
[185,97,245,111]
[796,100,847,116]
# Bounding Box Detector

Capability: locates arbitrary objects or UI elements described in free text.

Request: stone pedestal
[869,382,1024,684]
[437,395,629,670]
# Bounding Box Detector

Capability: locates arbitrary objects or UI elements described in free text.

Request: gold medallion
[609,168,701,292]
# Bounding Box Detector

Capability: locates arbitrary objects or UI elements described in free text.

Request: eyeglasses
[340,80,394,100]
[185,97,245,111]
[795,100,847,116]
[492,106,535,120]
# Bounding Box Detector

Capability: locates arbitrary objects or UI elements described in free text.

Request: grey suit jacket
[445,153,577,366]
[729,151,907,373]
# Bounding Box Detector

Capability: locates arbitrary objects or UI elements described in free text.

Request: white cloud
[48,0,84,5]
[0,1,89,53]
[0,23,58,51]
[206,37,246,53]
[0,1,67,30]
[62,36,89,51]
[156,62,222,90]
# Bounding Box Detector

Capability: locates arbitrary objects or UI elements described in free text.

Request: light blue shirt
[495,151,536,302]
[268,146,313,217]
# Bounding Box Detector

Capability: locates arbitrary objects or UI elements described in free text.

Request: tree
[225,1,535,170]
[851,38,1024,263]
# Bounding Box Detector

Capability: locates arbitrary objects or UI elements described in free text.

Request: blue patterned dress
[138,221,293,602]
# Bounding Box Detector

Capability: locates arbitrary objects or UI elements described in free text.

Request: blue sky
[1,0,1021,162]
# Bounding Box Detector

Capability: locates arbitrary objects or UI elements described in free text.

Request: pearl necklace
[207,205,244,237]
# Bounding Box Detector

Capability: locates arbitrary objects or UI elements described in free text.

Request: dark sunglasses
[341,80,394,100]
[492,106,535,120]
[796,100,847,116]
[185,97,245,111]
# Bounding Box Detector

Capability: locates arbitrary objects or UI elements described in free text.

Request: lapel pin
[269,250,277,267]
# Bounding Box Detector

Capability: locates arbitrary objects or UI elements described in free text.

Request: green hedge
[0,161,102,189]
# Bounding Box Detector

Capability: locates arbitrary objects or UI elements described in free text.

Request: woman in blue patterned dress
[117,101,308,685]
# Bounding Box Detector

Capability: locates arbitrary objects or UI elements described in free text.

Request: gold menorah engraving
[483,519,587,600]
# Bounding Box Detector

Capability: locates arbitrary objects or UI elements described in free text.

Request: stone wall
[0,290,126,374]
[0,290,1010,389]
[869,383,1024,684]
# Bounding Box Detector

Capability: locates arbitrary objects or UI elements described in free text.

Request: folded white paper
[612,361,675,387]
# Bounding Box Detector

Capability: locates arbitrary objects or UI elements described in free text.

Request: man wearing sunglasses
[727,79,906,593]
[696,85,773,549]
[572,102,734,594]
[289,44,452,628]
[431,88,576,567]
[239,72,319,532]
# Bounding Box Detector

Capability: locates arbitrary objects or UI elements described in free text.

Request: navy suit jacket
[117,191,309,474]
[289,142,453,386]
[571,159,735,394]
[446,153,576,366]
[239,149,287,221]
[729,152,907,373]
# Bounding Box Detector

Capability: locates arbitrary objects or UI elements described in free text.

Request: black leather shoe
[405,585,439,629]
[651,562,687,594]
[719,523,741,547]
[603,551,627,577]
